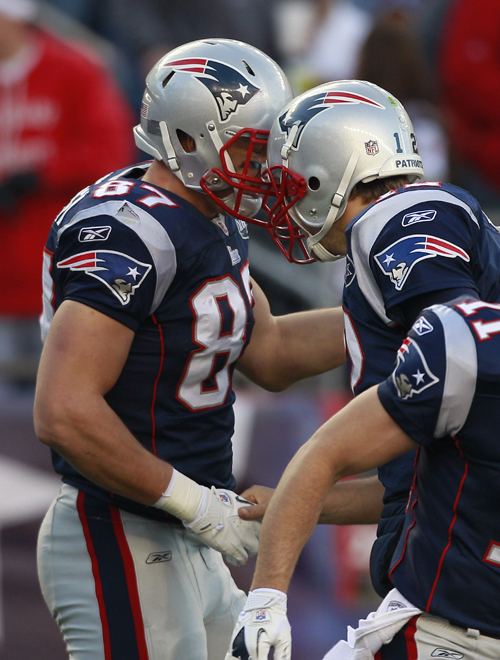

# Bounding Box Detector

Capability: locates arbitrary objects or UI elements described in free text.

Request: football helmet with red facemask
[133,38,292,222]
[262,80,425,263]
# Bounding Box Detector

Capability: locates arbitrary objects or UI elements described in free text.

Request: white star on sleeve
[127,266,140,280]
[412,369,426,385]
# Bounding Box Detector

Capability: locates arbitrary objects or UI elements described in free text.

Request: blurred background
[1,0,499,657]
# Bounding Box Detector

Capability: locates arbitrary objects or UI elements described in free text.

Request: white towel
[321,588,422,660]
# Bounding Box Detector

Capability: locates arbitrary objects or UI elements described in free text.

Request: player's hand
[238,484,275,521]
[225,588,291,660]
[184,487,261,566]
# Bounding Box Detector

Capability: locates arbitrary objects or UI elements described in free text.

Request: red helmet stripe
[325,91,385,108]
[164,58,208,73]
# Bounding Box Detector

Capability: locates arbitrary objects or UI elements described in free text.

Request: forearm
[250,389,416,592]
[238,289,345,391]
[239,475,384,524]
[251,440,334,592]
[273,306,346,386]
[318,474,384,524]
[35,388,173,506]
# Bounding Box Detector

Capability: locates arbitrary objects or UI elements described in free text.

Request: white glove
[225,588,291,660]
[185,487,261,566]
[153,470,261,566]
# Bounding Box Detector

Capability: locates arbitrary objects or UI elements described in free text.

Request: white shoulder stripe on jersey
[56,200,176,315]
[350,188,479,325]
[430,304,477,438]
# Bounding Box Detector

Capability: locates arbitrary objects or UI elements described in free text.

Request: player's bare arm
[239,474,384,525]
[35,300,261,567]
[34,299,174,505]
[250,387,416,593]
[224,388,416,660]
[236,278,345,391]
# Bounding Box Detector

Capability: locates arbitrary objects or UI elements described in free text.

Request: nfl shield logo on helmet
[365,140,379,156]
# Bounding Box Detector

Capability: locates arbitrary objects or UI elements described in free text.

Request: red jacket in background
[0,28,135,316]
[439,0,500,191]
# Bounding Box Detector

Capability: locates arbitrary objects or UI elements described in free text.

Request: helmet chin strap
[304,151,360,262]
[309,241,344,262]
[307,151,360,249]
[160,121,185,184]
[206,120,235,173]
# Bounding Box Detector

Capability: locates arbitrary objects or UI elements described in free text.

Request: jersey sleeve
[377,305,477,446]
[53,208,176,331]
[369,198,478,317]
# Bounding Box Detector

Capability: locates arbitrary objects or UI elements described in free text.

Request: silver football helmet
[263,80,425,262]
[133,38,292,221]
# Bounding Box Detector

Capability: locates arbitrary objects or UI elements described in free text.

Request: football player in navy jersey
[238,79,500,598]
[33,40,346,660]
[226,298,500,660]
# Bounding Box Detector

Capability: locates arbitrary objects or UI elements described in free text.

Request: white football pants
[37,483,246,660]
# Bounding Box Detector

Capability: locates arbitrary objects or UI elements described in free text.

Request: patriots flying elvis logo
[392,337,439,400]
[375,234,470,291]
[164,58,260,122]
[279,90,385,151]
[57,250,152,305]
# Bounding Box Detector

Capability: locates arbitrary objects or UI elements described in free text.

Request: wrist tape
[153,469,206,523]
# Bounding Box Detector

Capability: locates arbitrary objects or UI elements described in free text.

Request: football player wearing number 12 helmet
[263,79,424,263]
[240,78,500,611]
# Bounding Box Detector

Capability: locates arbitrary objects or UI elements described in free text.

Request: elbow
[241,368,291,393]
[263,378,292,393]
[34,396,76,452]
[258,369,304,392]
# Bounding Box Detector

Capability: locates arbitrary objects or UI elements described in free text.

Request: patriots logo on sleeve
[374,234,470,291]
[57,250,152,305]
[279,90,384,151]
[392,337,439,400]
[164,58,260,122]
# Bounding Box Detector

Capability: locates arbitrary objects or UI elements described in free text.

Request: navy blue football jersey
[378,300,500,637]
[41,163,255,520]
[344,182,500,495]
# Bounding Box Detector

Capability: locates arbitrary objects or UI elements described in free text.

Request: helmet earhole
[308,176,320,191]
[177,129,196,153]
